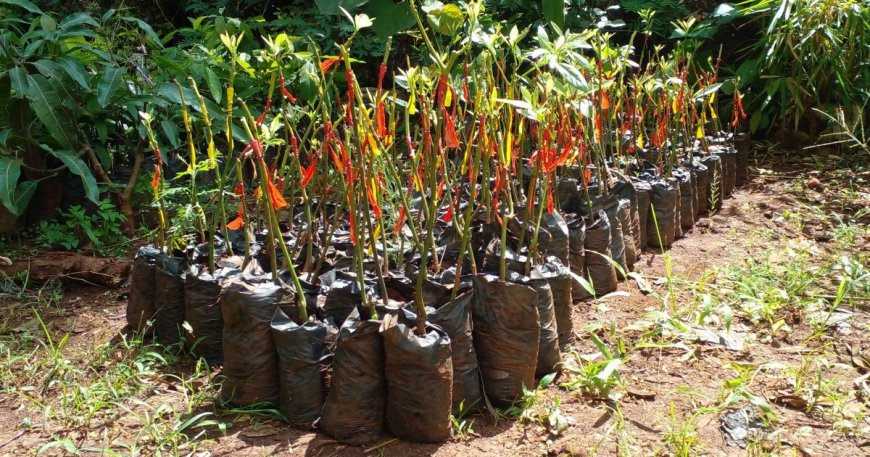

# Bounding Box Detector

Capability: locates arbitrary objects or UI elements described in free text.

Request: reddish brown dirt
[1,161,868,456]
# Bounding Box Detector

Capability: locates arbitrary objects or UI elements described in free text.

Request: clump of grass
[561,326,627,401]
[662,403,701,457]
[3,307,228,454]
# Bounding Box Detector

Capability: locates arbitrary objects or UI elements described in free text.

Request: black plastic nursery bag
[471,274,540,407]
[382,314,453,442]
[271,308,338,429]
[127,245,161,333]
[154,254,187,346]
[320,308,386,445]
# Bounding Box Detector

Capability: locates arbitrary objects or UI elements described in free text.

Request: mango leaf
[711,3,741,24]
[0,73,10,123]
[368,0,415,38]
[542,0,565,29]
[97,66,124,107]
[204,68,222,104]
[47,70,76,110]
[315,0,369,16]
[154,82,226,124]
[50,149,99,202]
[8,67,28,97]
[0,157,22,213]
[0,0,42,14]
[26,74,77,148]
[9,180,37,215]
[161,119,180,148]
[40,15,57,32]
[121,16,163,46]
[59,12,99,29]
[56,56,90,90]
[33,59,64,81]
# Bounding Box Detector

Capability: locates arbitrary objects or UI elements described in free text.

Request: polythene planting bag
[381,315,453,443]
[596,196,627,276]
[153,254,187,347]
[428,290,483,413]
[669,177,683,240]
[567,217,589,300]
[320,308,386,445]
[527,276,562,376]
[647,180,678,249]
[271,308,338,429]
[557,179,583,214]
[583,211,618,296]
[319,269,375,327]
[702,154,724,212]
[482,237,529,275]
[676,171,695,232]
[616,199,636,272]
[715,146,738,198]
[220,274,286,406]
[734,133,751,186]
[471,274,540,407]
[538,211,570,267]
[633,180,651,250]
[127,245,161,333]
[532,259,573,352]
[184,265,240,365]
[691,161,710,220]
[612,180,641,259]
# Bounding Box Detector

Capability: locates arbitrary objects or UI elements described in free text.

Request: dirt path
[1,165,868,456]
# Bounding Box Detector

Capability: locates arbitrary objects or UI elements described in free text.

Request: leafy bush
[734,0,870,135]
[621,0,690,36]
[0,1,162,229]
[34,199,128,255]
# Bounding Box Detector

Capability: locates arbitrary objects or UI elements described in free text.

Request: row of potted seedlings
[125,21,752,443]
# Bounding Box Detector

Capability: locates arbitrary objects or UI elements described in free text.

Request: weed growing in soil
[450,400,476,439]
[661,403,701,457]
[0,305,228,454]
[561,328,626,400]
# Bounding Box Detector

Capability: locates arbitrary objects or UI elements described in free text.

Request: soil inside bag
[616,198,636,272]
[691,161,710,219]
[613,180,641,261]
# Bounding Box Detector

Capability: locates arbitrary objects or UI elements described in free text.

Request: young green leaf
[9,180,37,215]
[50,149,99,202]
[25,74,76,148]
[0,157,22,213]
[97,66,124,107]
[0,0,42,14]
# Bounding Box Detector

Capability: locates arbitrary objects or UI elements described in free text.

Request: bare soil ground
[1,154,868,456]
